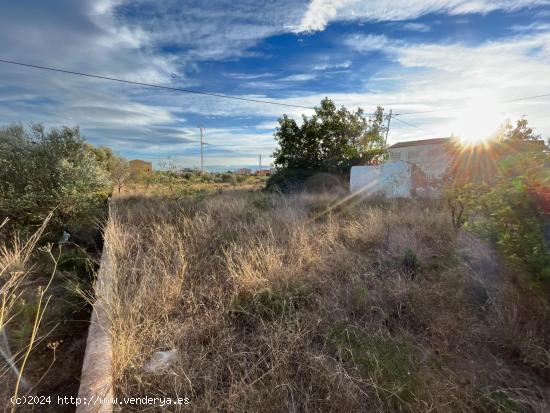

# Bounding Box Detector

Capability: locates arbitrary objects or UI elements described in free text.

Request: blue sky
[1,1,549,170]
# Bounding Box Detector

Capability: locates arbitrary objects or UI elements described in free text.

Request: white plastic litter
[142,349,178,373]
[58,230,71,245]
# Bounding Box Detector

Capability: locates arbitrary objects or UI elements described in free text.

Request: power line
[504,92,550,103]
[2,58,549,121]
[395,92,550,116]
[390,115,439,136]
[0,58,316,111]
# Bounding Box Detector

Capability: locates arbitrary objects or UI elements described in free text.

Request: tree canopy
[273,98,387,173]
[447,119,550,282]
[0,123,112,233]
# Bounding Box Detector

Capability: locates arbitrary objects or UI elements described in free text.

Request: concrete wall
[388,143,453,179]
[350,161,411,198]
[77,244,113,413]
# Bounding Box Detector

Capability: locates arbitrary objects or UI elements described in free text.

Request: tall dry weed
[104,191,550,412]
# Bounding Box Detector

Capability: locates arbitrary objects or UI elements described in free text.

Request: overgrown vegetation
[105,190,550,411]
[267,98,388,191]
[122,168,266,198]
[447,119,550,282]
[0,123,110,411]
[0,123,112,237]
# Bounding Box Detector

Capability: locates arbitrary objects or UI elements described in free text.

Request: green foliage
[480,387,527,413]
[266,168,317,192]
[220,173,237,185]
[235,174,248,183]
[268,98,387,190]
[0,123,111,234]
[108,156,131,193]
[251,193,271,211]
[9,298,40,351]
[229,285,311,324]
[231,288,294,320]
[498,118,541,144]
[57,248,95,280]
[327,325,417,406]
[446,120,550,282]
[401,249,421,278]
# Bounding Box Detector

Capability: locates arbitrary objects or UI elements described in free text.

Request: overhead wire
[394,92,550,116]
[2,57,548,141]
[390,115,440,137]
[0,58,316,111]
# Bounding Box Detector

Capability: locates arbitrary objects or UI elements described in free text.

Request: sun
[449,99,508,146]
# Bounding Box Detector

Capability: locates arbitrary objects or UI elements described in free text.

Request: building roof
[389,138,451,149]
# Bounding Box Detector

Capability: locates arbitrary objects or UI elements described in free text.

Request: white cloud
[279,73,317,81]
[313,61,351,70]
[343,31,550,141]
[346,34,396,52]
[2,0,550,166]
[398,22,431,32]
[293,0,350,33]
[294,0,550,33]
[511,22,550,32]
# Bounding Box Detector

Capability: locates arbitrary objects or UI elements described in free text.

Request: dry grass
[119,176,266,198]
[1,214,96,412]
[105,190,550,412]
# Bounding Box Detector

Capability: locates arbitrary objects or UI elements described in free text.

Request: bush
[265,168,316,192]
[327,325,417,407]
[448,151,550,282]
[401,248,421,278]
[0,123,111,235]
[221,173,237,185]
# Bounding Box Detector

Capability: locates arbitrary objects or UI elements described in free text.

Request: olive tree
[0,123,111,233]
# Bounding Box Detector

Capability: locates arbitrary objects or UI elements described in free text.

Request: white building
[351,138,456,198]
[388,138,454,179]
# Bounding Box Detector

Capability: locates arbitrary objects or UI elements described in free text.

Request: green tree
[87,144,115,165]
[447,119,550,282]
[108,156,131,193]
[0,123,111,233]
[269,98,387,190]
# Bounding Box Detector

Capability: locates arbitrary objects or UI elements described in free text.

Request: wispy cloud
[294,0,549,33]
[344,31,550,140]
[1,0,549,167]
[278,73,317,82]
[396,22,431,32]
[313,61,351,71]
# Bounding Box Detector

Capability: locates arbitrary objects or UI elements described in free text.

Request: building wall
[236,168,252,175]
[388,143,453,179]
[350,161,411,198]
[129,160,153,174]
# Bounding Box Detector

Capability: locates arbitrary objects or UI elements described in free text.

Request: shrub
[480,387,526,413]
[221,172,237,185]
[327,325,417,407]
[0,123,111,235]
[230,284,312,326]
[265,168,316,192]
[448,151,550,282]
[230,288,294,323]
[401,248,421,278]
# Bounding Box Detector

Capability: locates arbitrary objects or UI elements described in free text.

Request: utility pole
[384,109,392,148]
[259,154,262,171]
[198,125,205,172]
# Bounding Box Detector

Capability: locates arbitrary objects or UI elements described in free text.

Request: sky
[1,0,549,170]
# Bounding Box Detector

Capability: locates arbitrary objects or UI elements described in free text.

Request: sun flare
[449,98,509,146]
